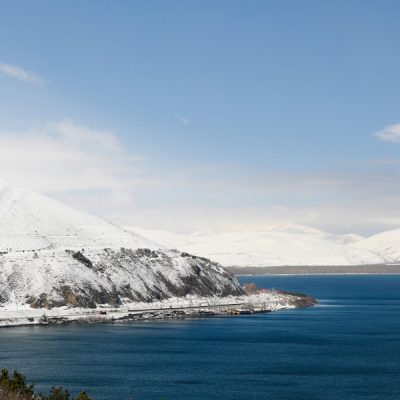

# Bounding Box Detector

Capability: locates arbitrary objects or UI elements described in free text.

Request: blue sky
[1,1,400,234]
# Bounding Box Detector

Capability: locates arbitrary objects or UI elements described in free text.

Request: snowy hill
[128,225,390,267]
[0,178,159,252]
[0,179,243,308]
[356,229,400,264]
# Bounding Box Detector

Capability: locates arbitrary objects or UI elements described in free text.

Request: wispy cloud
[48,119,122,152]
[0,63,41,84]
[1,120,400,236]
[174,114,190,125]
[374,123,400,144]
[0,119,133,193]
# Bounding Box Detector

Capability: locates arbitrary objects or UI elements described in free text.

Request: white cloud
[173,114,190,125]
[0,63,41,84]
[0,119,134,192]
[1,120,400,236]
[374,123,400,144]
[47,119,122,152]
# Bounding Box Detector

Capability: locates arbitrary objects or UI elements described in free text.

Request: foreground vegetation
[0,370,91,400]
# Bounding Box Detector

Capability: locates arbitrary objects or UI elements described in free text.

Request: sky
[1,0,400,235]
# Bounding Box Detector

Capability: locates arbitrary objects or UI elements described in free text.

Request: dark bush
[0,369,34,398]
[0,370,91,400]
[75,392,91,400]
[43,387,70,400]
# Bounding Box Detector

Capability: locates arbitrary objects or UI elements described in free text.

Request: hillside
[356,228,400,264]
[0,179,243,309]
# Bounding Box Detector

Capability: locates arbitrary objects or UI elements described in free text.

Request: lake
[0,275,399,400]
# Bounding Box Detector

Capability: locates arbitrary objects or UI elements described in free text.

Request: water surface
[0,275,399,400]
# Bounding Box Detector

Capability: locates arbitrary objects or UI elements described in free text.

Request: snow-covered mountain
[128,224,397,267]
[356,229,400,264]
[0,178,159,252]
[0,179,243,308]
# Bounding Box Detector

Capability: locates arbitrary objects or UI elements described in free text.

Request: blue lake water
[0,275,399,400]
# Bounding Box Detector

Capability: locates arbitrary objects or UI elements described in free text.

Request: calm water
[0,275,399,400]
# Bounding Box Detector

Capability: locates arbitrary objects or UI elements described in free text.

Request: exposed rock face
[0,178,243,309]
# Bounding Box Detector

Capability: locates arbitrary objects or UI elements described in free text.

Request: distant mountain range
[128,225,400,268]
[0,178,243,309]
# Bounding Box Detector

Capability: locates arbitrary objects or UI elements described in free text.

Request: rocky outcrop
[1,247,244,309]
[275,290,318,308]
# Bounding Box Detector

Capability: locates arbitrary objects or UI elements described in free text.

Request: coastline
[227,264,400,276]
[0,292,316,328]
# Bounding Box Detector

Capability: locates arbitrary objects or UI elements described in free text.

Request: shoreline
[236,272,400,276]
[227,264,400,276]
[0,292,316,328]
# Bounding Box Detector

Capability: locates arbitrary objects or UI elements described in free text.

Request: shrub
[0,370,92,400]
[75,392,91,400]
[43,387,70,400]
[0,369,34,398]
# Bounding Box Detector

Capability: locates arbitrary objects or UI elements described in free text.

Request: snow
[0,178,242,310]
[0,178,319,326]
[355,228,400,263]
[0,291,302,327]
[127,224,393,267]
[0,178,160,252]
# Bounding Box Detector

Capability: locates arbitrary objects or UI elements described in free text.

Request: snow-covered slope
[356,229,400,264]
[0,179,243,308]
[0,178,159,252]
[128,225,387,267]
